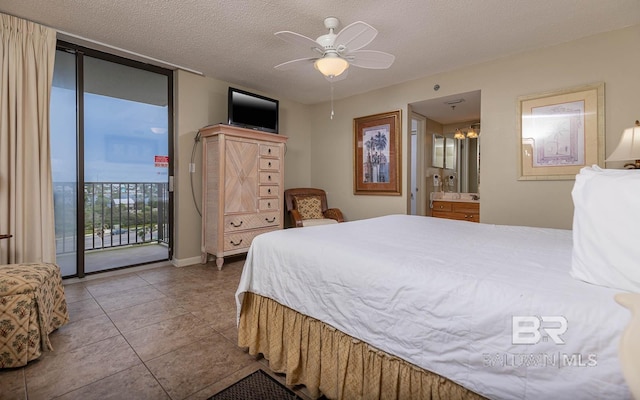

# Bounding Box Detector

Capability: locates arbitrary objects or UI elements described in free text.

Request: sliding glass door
[51,43,173,278]
[51,50,78,277]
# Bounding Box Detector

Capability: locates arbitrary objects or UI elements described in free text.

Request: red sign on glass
[155,155,169,168]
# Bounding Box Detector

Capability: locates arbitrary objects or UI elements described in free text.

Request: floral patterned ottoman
[0,263,69,368]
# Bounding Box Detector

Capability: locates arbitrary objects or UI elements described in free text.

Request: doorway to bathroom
[408,90,481,216]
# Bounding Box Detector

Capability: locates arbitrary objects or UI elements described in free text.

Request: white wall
[308,25,640,229]
[173,71,312,265]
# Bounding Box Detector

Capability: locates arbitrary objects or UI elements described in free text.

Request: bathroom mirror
[432,135,456,170]
[431,134,479,193]
[458,137,479,193]
[445,137,456,170]
[432,135,444,168]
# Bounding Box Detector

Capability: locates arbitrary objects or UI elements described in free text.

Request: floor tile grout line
[101,268,231,366]
[49,364,153,400]
[93,272,191,400]
[16,261,248,400]
[20,367,28,400]
[92,282,172,314]
[120,314,219,364]
[56,278,174,400]
[74,282,150,396]
[138,263,248,400]
[21,336,138,400]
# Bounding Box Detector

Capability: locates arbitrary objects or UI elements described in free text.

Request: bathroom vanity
[430,192,480,223]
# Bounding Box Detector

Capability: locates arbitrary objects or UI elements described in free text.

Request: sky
[50,88,169,183]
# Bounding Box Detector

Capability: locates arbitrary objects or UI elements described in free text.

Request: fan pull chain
[330,83,335,119]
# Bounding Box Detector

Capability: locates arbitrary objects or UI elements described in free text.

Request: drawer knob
[267,202,271,208]
[267,188,271,194]
[230,221,243,228]
[268,175,272,181]
[268,148,271,154]
[268,161,272,167]
[230,239,243,246]
[265,217,276,223]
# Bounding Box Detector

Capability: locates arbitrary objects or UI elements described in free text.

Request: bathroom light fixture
[454,123,480,140]
[606,120,640,169]
[314,53,349,77]
[466,128,478,139]
[454,129,466,140]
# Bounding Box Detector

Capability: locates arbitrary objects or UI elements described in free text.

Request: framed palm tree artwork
[354,110,401,195]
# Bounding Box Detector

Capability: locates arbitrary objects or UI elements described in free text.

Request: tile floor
[0,259,313,400]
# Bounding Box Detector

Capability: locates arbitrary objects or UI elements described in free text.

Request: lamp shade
[314,55,349,77]
[454,129,465,140]
[606,123,640,162]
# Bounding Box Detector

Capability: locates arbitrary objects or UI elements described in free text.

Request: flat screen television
[228,87,279,134]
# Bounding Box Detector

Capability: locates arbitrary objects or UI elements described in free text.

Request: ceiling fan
[274,17,395,81]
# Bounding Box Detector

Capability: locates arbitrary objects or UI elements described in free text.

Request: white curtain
[0,13,57,264]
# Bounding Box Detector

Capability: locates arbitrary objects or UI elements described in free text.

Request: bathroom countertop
[430,192,480,203]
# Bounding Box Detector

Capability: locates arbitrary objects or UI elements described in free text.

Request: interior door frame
[408,110,427,216]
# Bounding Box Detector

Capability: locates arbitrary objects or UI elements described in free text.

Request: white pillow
[571,165,640,292]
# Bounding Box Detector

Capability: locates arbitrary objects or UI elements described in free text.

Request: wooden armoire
[199,124,287,269]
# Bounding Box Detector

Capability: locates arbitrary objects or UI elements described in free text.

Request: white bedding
[571,165,640,292]
[236,214,631,400]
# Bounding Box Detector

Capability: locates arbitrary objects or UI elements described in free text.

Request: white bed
[236,214,631,399]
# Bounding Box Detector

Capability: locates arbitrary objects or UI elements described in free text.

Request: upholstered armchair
[284,188,345,228]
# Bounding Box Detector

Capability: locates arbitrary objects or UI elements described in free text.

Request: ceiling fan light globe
[314,57,349,77]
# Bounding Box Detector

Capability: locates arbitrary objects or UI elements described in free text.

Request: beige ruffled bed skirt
[238,292,485,400]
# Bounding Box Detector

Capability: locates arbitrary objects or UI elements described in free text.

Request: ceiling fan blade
[274,57,317,71]
[347,50,395,69]
[325,68,349,82]
[334,21,377,52]
[275,31,323,53]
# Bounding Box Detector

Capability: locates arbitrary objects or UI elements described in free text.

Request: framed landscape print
[354,110,401,195]
[517,82,604,180]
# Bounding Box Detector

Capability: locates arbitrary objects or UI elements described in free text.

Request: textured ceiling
[2,0,640,106]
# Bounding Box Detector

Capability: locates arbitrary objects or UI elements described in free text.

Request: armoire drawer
[223,227,277,252]
[260,144,281,158]
[259,158,280,171]
[224,212,280,232]
[259,185,278,197]
[259,171,280,184]
[258,198,279,211]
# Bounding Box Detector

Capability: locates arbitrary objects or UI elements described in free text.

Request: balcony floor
[57,243,169,277]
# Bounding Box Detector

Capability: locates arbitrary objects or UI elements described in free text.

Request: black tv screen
[228,87,279,134]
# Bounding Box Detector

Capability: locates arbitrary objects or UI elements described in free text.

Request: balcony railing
[54,182,169,254]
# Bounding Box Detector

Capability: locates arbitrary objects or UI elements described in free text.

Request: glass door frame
[56,41,174,278]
